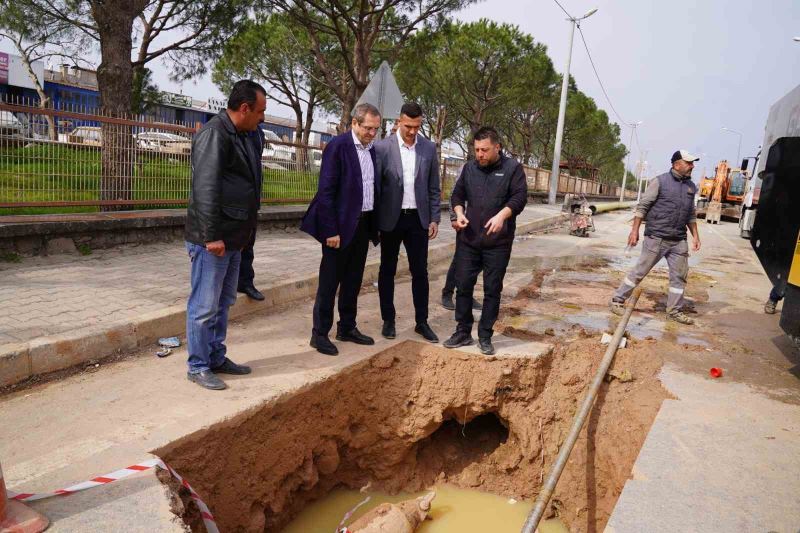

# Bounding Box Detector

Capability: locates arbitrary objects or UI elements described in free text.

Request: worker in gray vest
[610,150,701,324]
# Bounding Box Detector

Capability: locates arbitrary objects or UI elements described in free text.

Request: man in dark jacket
[301,103,381,355]
[443,126,528,355]
[610,150,701,324]
[184,80,266,390]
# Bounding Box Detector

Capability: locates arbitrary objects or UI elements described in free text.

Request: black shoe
[382,321,396,339]
[478,337,495,355]
[238,285,265,301]
[212,358,252,375]
[472,298,482,310]
[443,330,474,349]
[310,334,338,356]
[336,328,375,345]
[187,370,227,390]
[441,293,455,310]
[415,323,439,343]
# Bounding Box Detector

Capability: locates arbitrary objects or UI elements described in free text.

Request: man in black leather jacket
[184,80,266,390]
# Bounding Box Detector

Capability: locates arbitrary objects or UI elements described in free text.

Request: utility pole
[722,127,743,166]
[619,122,641,202]
[547,7,598,205]
[636,153,648,203]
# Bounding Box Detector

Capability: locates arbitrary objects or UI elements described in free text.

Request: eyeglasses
[359,126,379,133]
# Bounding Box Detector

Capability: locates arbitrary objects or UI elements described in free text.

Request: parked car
[67,126,102,146]
[136,131,192,155]
[309,148,323,169]
[0,111,26,139]
[262,129,295,162]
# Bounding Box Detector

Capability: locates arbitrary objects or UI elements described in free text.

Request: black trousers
[454,240,512,339]
[378,210,429,324]
[443,239,483,297]
[443,249,457,296]
[238,229,256,289]
[312,214,371,336]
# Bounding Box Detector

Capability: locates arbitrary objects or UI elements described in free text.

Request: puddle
[506,253,604,274]
[505,310,611,337]
[505,309,710,348]
[281,485,569,533]
[554,271,610,283]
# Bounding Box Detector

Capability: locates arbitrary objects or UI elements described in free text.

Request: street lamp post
[618,121,641,202]
[722,127,743,166]
[636,150,648,203]
[547,7,598,205]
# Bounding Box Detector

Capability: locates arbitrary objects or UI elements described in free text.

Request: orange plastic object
[0,460,49,533]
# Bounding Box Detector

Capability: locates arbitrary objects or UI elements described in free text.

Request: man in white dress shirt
[375,103,442,343]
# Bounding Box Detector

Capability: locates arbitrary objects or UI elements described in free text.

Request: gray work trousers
[613,235,689,313]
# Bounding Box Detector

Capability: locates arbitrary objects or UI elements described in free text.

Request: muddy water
[281,485,569,533]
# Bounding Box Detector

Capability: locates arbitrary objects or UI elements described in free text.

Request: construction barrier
[5,457,217,533]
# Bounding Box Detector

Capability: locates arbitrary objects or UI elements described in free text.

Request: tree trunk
[92,0,145,211]
[10,39,56,140]
[433,106,446,162]
[302,100,316,170]
[290,103,306,172]
[339,89,357,133]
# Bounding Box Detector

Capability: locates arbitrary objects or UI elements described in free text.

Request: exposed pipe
[521,287,643,533]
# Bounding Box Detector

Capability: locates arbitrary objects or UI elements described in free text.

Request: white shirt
[351,130,375,211]
[397,130,417,209]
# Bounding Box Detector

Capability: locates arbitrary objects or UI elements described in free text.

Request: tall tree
[213,14,336,168]
[13,0,248,207]
[559,90,626,184]
[396,19,558,156]
[263,0,473,130]
[0,4,88,139]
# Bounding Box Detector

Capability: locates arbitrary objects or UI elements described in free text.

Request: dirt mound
[156,339,666,532]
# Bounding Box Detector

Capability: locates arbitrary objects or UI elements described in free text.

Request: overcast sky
[3,0,799,179]
[455,0,800,178]
[160,0,800,178]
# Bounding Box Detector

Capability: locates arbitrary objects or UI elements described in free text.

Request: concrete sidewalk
[0,204,571,386]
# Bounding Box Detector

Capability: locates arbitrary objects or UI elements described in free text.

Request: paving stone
[0,206,558,346]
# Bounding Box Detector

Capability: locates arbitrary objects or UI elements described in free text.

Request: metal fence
[0,99,634,215]
[442,159,636,201]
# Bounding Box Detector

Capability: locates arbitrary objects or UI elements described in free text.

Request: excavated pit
[155,338,667,533]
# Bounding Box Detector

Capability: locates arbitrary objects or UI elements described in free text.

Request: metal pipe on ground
[521,287,643,533]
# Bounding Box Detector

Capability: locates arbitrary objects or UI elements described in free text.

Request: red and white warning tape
[6,457,219,533]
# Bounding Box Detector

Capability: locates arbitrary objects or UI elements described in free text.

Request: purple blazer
[301,131,379,248]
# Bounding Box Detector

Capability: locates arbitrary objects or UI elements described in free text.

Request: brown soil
[155,337,667,533]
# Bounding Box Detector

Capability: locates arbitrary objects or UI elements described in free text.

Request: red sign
[0,53,8,85]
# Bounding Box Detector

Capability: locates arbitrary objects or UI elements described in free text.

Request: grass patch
[77,243,92,256]
[0,144,320,213]
[0,251,22,263]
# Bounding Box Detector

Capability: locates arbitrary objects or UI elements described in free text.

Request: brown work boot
[610,300,625,316]
[764,299,778,314]
[667,310,694,325]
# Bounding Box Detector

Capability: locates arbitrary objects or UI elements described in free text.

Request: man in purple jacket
[301,103,382,355]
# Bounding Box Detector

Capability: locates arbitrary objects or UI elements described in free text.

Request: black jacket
[450,154,527,248]
[185,111,263,250]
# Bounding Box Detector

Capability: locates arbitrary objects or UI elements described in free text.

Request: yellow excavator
[697,160,748,223]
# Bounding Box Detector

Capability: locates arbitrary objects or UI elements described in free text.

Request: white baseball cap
[671,150,700,163]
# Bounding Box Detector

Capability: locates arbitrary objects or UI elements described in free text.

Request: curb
[0,206,628,387]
